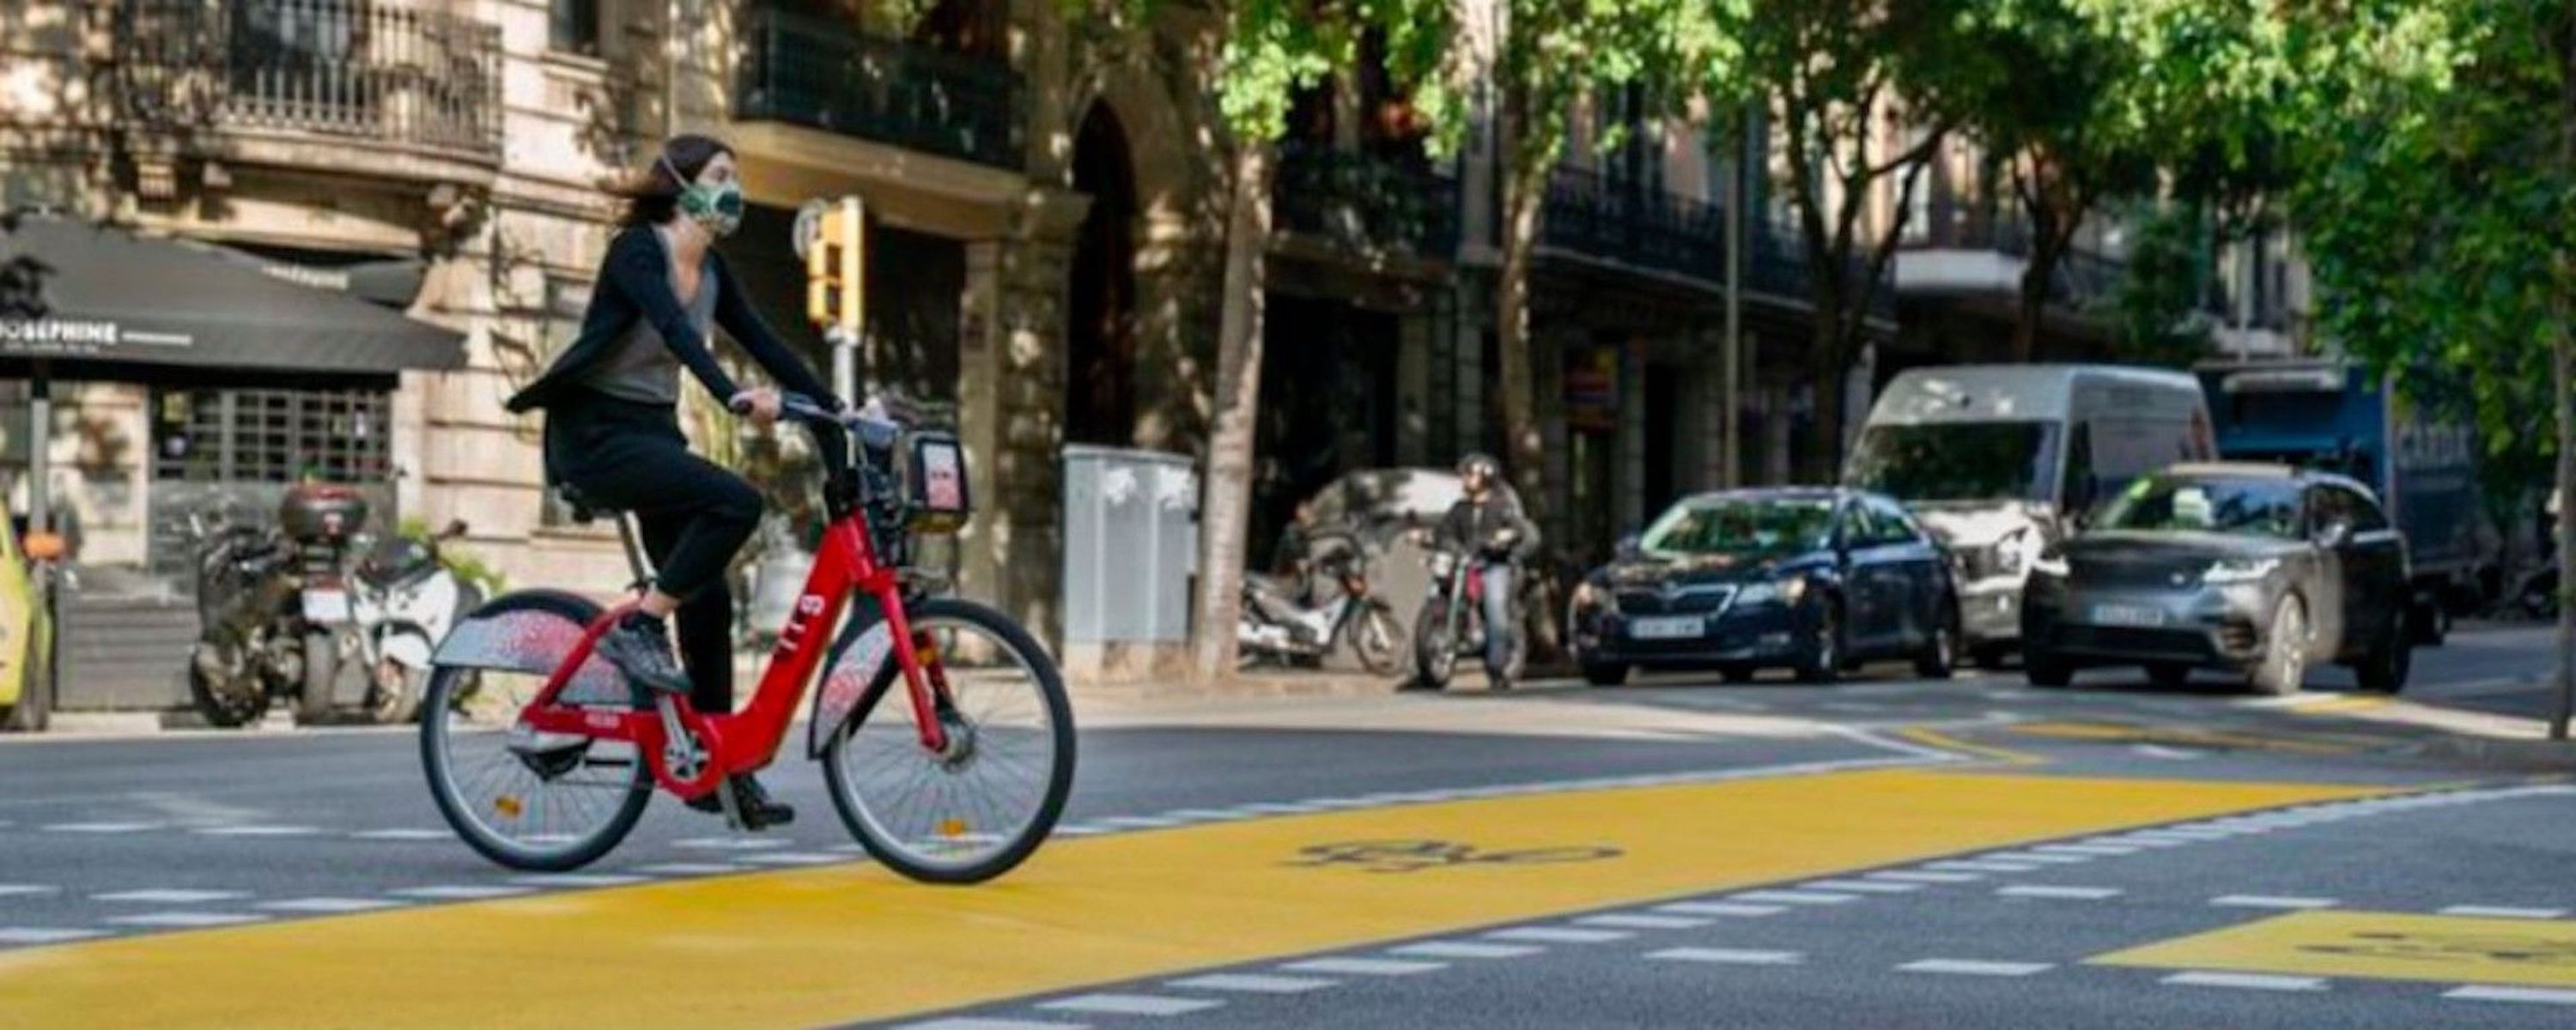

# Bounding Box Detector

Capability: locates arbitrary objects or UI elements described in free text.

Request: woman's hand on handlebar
[728,387,783,427]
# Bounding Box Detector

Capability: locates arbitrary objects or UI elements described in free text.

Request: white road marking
[1866,870,1983,884]
[1160,809,1249,821]
[1279,957,1446,976]
[93,889,247,904]
[1649,948,1804,966]
[0,885,58,899]
[635,863,746,876]
[1729,890,1859,906]
[1980,851,2092,865]
[1094,815,1185,829]
[0,928,107,944]
[1052,825,1109,836]
[2443,986,2576,1006]
[2210,894,2338,911]
[1899,959,2055,977]
[1485,926,1632,944]
[511,874,648,888]
[42,822,159,833]
[391,885,533,900]
[352,829,451,841]
[2161,972,2328,992]
[108,912,267,928]
[1801,879,1923,894]
[2052,843,2143,856]
[1164,973,1337,994]
[1656,902,1788,918]
[672,837,789,850]
[195,826,322,838]
[1925,860,2040,874]
[1388,941,1542,959]
[1573,913,1711,930]
[2439,906,2570,919]
[733,852,844,866]
[1996,886,2123,900]
[1036,994,1224,1016]
[2130,744,2206,760]
[259,897,406,914]
[895,1019,1091,1030]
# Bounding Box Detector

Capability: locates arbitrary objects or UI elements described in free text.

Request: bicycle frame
[511,489,949,803]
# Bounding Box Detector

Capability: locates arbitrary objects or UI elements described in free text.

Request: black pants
[544,390,759,712]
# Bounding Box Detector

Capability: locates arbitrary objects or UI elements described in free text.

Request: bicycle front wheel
[823,597,1074,884]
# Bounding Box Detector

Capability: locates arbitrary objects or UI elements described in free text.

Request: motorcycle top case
[279,483,369,542]
[903,430,972,535]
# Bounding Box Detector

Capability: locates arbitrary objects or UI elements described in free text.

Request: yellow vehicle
[0,495,61,732]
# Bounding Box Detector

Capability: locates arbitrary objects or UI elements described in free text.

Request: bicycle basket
[903,429,972,535]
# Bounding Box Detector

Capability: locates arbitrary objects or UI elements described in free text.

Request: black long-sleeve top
[506,224,839,415]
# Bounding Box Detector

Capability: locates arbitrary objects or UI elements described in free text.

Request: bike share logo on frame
[778,594,830,657]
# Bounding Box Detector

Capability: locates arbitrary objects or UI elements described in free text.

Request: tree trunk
[1188,142,1276,683]
[2014,233,2055,363]
[1807,293,1849,483]
[1497,151,1548,528]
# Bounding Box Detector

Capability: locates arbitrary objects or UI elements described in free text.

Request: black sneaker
[684,774,797,828]
[594,612,690,695]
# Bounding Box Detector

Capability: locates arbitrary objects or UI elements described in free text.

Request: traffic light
[805,195,866,336]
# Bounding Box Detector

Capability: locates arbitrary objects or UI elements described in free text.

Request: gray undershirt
[582,223,714,406]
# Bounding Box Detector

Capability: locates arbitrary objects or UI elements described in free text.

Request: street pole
[2555,9,2575,742]
[1721,102,1747,489]
[27,362,48,537]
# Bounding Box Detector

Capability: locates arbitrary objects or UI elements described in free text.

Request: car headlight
[1990,526,2045,578]
[2202,557,2280,585]
[2029,544,2069,578]
[1738,578,1807,606]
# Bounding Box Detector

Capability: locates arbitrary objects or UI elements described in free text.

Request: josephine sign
[0,318,192,354]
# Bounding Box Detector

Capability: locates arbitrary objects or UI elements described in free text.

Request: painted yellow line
[2094,911,2576,988]
[1895,725,2044,766]
[0,770,2387,1029]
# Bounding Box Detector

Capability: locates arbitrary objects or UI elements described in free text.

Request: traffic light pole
[829,324,860,407]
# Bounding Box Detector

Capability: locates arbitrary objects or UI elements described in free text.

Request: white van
[1844,364,2216,662]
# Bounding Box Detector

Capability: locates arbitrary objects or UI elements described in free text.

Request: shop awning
[0,215,465,377]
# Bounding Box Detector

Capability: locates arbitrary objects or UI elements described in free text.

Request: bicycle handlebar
[731,391,904,450]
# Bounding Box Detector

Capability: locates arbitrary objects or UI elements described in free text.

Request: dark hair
[612,134,735,227]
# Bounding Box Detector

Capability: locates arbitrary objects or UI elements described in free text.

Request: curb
[2417,735,2576,770]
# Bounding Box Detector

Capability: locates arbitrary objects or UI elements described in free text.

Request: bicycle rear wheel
[420,597,651,872]
[823,597,1074,884]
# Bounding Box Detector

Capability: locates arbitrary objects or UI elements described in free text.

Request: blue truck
[2194,357,2496,643]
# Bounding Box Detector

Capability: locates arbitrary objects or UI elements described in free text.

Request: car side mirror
[2316,520,2354,549]
[1615,534,1643,562]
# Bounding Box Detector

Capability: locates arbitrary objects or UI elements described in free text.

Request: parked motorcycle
[1411,529,1528,690]
[348,520,481,724]
[185,504,297,728]
[1238,531,1406,674]
[277,484,369,724]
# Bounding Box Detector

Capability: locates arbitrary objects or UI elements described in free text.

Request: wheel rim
[1352,608,1401,672]
[192,640,266,724]
[1815,609,1838,670]
[1935,616,1956,667]
[2275,602,2306,688]
[830,612,1064,876]
[425,666,645,863]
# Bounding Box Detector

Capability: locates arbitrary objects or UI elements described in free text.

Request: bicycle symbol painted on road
[2298,930,2576,967]
[1285,839,1625,874]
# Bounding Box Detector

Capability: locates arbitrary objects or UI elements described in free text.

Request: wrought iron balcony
[1749,219,1899,320]
[735,7,1024,171]
[1539,168,1725,281]
[1271,144,1460,260]
[117,0,502,164]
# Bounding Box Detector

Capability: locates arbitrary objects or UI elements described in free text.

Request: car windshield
[1639,498,1833,559]
[1844,421,2059,503]
[2096,476,2303,539]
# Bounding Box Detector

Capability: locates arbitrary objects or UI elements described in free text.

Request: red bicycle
[418,395,1074,882]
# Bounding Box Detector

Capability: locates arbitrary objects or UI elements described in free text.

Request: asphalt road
[0,627,2569,1028]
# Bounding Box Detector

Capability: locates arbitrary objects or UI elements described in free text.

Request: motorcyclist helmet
[1457,452,1502,494]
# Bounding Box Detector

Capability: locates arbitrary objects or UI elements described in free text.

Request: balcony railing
[735,7,1024,171]
[1540,168,1725,281]
[118,0,502,162]
[1903,191,2129,308]
[1272,144,1459,260]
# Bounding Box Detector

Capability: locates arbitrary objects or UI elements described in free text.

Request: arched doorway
[1066,103,1138,446]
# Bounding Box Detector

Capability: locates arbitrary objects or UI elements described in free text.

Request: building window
[550,0,600,57]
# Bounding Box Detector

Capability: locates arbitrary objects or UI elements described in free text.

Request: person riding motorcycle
[1431,454,1540,689]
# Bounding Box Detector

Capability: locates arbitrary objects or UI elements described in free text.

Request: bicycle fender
[428,590,629,706]
[807,602,897,759]
[378,624,435,670]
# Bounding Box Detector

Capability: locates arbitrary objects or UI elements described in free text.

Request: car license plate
[1630,615,1703,640]
[2089,603,2166,628]
[303,589,352,623]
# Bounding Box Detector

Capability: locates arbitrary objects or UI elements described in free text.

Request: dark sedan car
[2022,463,2411,694]
[1567,488,1962,686]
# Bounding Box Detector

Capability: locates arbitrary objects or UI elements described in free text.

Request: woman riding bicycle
[504,133,841,824]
